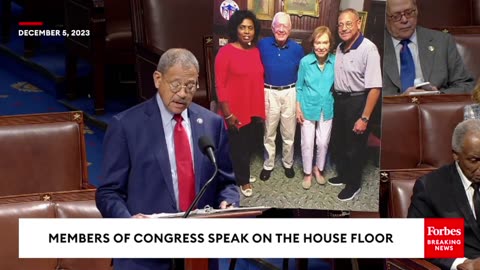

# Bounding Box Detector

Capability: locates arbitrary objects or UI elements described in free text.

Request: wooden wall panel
[473,0,480,25]
[365,1,385,59]
[213,0,341,52]
[417,0,474,28]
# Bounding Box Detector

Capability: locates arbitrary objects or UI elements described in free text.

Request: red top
[215,43,265,128]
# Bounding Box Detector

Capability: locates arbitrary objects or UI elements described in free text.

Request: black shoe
[260,169,273,181]
[284,167,295,178]
[328,176,344,186]
[337,185,361,201]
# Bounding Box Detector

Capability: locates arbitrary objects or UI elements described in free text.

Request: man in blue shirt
[257,12,304,181]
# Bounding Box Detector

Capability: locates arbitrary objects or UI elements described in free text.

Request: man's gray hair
[386,0,417,13]
[452,119,480,152]
[156,48,199,74]
[339,8,360,20]
[271,12,291,28]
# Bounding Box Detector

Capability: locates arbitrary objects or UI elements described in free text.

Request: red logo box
[424,218,464,258]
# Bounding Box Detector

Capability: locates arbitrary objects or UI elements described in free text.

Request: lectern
[182,207,268,270]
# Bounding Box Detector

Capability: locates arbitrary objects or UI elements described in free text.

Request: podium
[177,207,269,270]
[182,208,382,270]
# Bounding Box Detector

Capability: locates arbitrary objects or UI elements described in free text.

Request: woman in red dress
[215,10,265,197]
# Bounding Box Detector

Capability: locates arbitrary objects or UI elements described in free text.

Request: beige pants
[300,114,332,174]
[263,87,296,170]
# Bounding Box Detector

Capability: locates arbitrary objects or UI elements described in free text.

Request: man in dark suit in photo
[96,48,239,270]
[383,0,474,96]
[408,119,480,270]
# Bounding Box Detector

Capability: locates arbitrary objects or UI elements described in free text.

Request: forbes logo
[424,218,464,258]
[426,226,461,236]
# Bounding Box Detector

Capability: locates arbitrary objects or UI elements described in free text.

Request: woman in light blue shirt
[296,26,335,190]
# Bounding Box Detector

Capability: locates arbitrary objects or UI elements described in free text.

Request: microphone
[183,136,218,218]
[248,42,252,46]
[198,136,216,165]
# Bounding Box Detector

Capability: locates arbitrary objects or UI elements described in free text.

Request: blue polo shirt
[258,37,304,86]
[339,32,364,53]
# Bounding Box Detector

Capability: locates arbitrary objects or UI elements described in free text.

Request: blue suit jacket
[96,97,239,270]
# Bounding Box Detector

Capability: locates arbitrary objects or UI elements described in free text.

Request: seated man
[408,119,480,270]
[383,0,474,96]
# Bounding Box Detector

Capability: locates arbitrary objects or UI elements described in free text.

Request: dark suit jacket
[383,26,474,96]
[408,163,480,270]
[96,97,239,270]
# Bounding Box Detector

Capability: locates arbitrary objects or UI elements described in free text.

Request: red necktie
[173,114,195,211]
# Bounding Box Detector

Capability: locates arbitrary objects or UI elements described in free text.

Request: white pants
[301,114,332,174]
[263,87,297,170]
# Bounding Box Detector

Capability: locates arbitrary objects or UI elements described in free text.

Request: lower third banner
[18,218,463,258]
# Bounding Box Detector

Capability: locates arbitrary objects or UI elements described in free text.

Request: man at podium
[96,48,240,270]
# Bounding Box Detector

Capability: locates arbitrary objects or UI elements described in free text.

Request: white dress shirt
[450,162,477,269]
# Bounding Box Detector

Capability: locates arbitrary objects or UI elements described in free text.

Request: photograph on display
[247,0,275,20]
[358,11,368,33]
[213,0,384,212]
[284,0,320,17]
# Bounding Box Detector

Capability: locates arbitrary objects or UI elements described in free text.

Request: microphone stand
[183,162,218,218]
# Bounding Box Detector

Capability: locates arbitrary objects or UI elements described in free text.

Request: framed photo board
[358,11,368,33]
[247,0,275,20]
[284,0,320,17]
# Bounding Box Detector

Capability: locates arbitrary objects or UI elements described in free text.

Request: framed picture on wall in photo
[358,11,368,34]
[284,0,319,17]
[247,0,275,20]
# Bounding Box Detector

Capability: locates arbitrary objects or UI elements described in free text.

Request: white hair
[271,12,291,28]
[452,119,480,152]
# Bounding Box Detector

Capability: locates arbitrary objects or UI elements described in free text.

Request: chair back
[0,112,90,196]
[389,179,415,218]
[130,0,213,107]
[381,94,472,170]
[104,0,134,56]
[381,168,436,218]
[454,32,480,81]
[0,189,112,270]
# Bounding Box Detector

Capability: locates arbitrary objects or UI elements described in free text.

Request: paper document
[408,90,441,96]
[147,206,269,218]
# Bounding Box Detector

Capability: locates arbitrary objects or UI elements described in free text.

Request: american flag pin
[197,118,203,124]
[428,46,434,52]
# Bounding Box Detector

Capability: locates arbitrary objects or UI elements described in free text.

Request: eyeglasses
[166,80,198,94]
[337,20,358,30]
[388,9,417,22]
